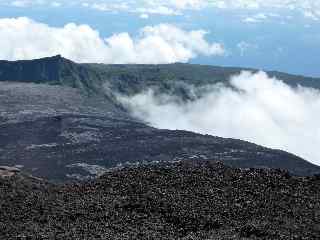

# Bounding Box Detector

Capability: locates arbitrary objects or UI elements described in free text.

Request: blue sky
[0,0,319,77]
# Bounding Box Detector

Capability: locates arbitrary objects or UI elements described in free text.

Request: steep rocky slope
[1,55,320,97]
[0,56,320,182]
[0,161,319,239]
[0,81,319,182]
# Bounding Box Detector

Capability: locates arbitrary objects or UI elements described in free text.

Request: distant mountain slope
[0,55,104,94]
[0,56,319,182]
[1,161,319,239]
[0,55,319,98]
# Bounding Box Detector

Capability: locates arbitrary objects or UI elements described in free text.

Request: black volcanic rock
[0,82,319,182]
[0,161,319,239]
[2,111,319,181]
[0,55,63,83]
[0,57,319,182]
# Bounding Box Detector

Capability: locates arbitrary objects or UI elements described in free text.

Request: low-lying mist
[119,71,320,166]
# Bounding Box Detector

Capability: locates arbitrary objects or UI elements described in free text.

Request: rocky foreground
[0,161,319,239]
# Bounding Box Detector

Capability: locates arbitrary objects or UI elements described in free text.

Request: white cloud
[10,0,43,7]
[87,2,129,12]
[8,0,51,8]
[242,17,259,23]
[80,1,181,16]
[304,11,320,21]
[135,6,180,16]
[209,0,301,10]
[152,0,320,20]
[0,17,224,64]
[139,13,149,19]
[120,71,320,166]
[11,1,28,7]
[164,0,207,9]
[3,0,320,21]
[242,13,269,23]
[210,0,320,21]
[51,2,61,7]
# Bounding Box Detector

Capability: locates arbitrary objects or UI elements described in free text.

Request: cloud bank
[120,71,320,166]
[74,0,320,21]
[4,1,320,21]
[0,17,224,64]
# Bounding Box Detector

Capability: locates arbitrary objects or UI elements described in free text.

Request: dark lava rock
[0,161,319,239]
[1,81,319,182]
[0,56,320,182]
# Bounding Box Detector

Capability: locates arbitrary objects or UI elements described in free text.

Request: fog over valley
[120,71,320,166]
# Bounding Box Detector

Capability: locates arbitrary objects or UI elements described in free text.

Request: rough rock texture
[1,81,320,182]
[0,56,320,182]
[1,55,320,95]
[0,161,319,239]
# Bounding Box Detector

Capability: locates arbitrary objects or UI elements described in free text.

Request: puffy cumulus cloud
[120,71,320,166]
[0,17,224,64]
[0,17,107,62]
